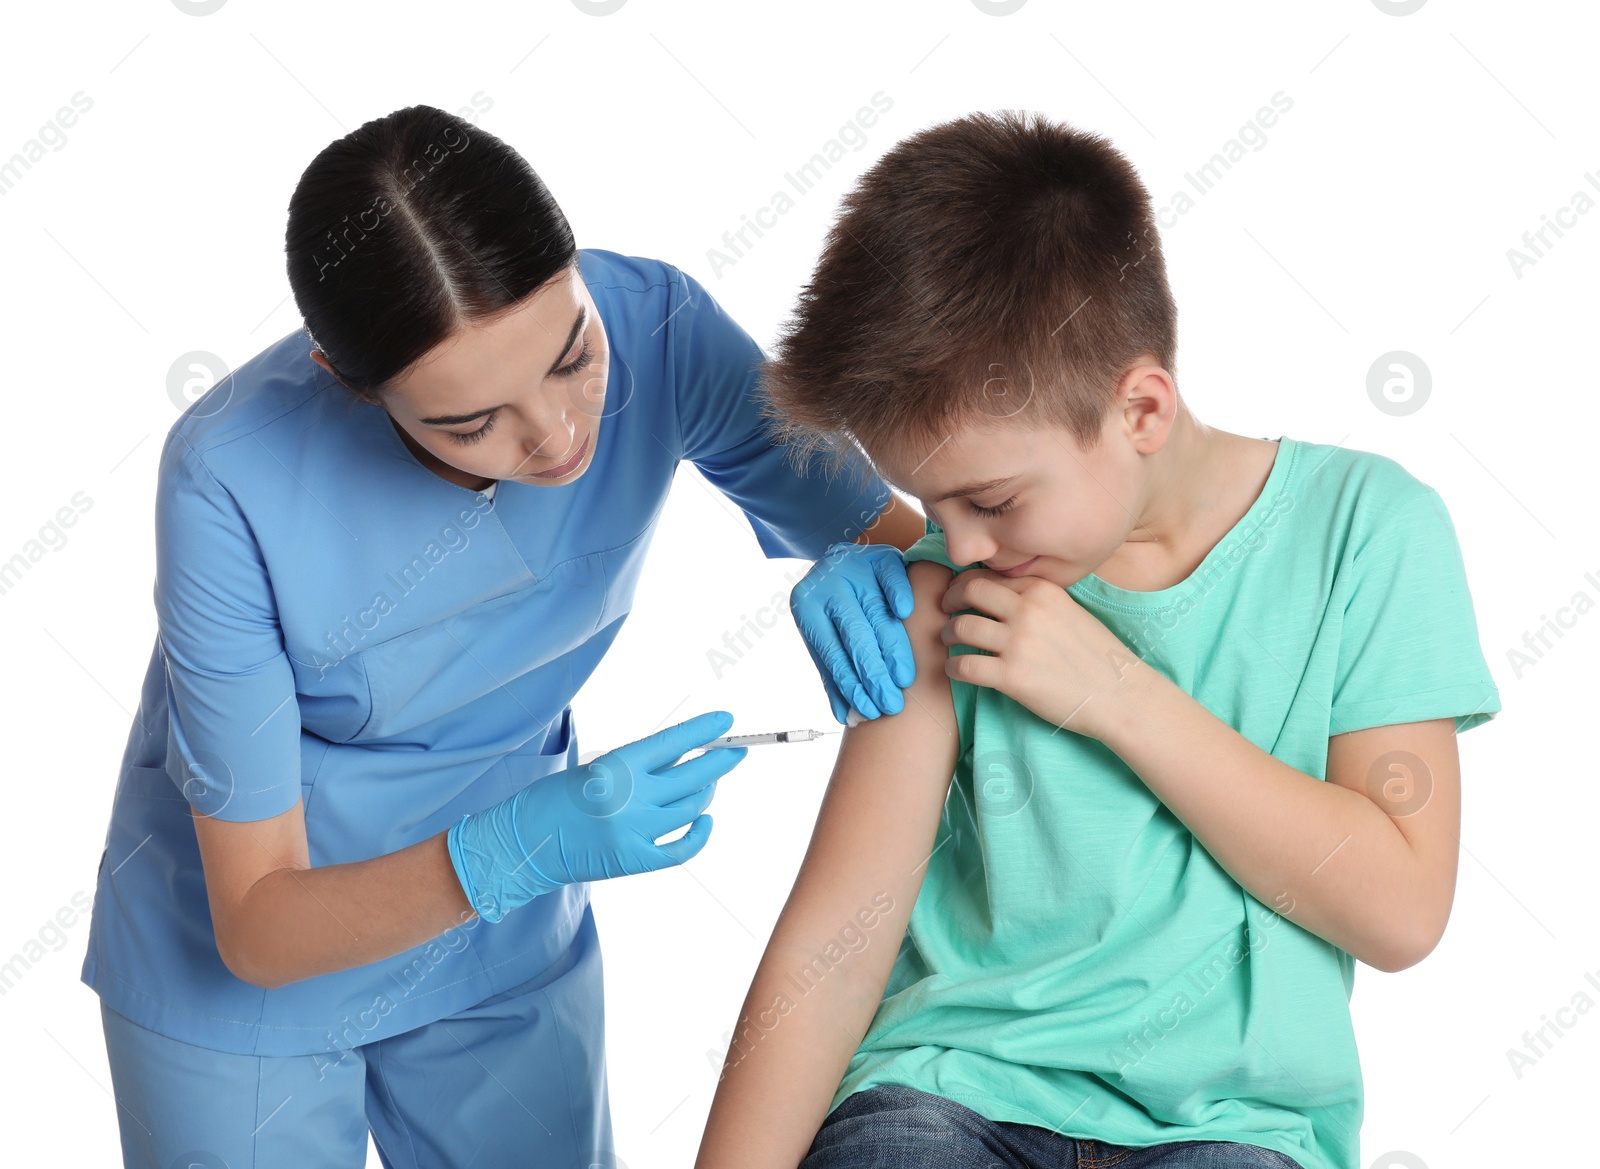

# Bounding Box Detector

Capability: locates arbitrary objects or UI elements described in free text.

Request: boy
[693,111,1500,1169]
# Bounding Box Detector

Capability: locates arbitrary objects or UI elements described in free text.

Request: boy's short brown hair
[758,110,1178,490]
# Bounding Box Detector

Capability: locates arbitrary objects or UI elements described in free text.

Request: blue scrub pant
[99,903,614,1169]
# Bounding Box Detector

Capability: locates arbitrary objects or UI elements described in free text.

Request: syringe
[702,728,839,749]
[702,707,867,750]
[576,711,871,766]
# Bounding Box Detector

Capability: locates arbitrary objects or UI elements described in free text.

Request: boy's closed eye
[970,496,1018,518]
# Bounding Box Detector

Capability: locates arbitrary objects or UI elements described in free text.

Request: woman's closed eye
[448,411,499,445]
[555,340,594,377]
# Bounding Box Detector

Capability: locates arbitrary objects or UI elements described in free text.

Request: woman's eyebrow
[418,306,588,425]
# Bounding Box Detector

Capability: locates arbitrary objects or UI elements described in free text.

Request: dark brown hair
[758,109,1178,490]
[284,104,577,398]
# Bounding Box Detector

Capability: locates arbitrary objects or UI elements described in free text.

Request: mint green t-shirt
[829,435,1501,1169]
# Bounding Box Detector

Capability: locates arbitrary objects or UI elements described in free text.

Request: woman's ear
[309,348,382,406]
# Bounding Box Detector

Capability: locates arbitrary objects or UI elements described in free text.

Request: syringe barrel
[702,733,779,748]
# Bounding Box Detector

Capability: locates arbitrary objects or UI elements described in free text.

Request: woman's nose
[528,424,575,460]
[498,411,573,478]
[523,413,578,461]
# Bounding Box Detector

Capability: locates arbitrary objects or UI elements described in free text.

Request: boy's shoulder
[1290,435,1434,499]
[1284,436,1446,549]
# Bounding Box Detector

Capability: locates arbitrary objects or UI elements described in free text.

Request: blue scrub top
[80,249,891,1057]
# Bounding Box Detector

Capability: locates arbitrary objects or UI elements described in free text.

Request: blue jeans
[802,1085,1304,1169]
[98,903,612,1169]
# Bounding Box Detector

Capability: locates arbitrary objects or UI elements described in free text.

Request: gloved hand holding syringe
[449,707,875,924]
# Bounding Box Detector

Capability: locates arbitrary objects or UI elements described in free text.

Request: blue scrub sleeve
[1329,486,1501,737]
[666,264,890,560]
[154,432,303,821]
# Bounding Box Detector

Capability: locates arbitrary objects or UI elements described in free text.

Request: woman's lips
[528,431,590,479]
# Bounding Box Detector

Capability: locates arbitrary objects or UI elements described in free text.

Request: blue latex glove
[791,542,917,725]
[446,710,747,922]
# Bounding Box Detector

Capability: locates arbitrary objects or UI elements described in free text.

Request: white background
[1,1,1594,1166]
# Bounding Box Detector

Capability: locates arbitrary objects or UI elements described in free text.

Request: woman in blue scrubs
[81,104,924,1169]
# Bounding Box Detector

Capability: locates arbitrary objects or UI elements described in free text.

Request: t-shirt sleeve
[1329,486,1502,737]
[666,263,891,560]
[902,519,959,571]
[154,433,303,822]
[903,517,987,576]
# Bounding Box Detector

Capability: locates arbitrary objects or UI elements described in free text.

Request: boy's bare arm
[694,560,959,1169]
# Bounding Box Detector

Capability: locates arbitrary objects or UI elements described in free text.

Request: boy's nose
[944,524,998,569]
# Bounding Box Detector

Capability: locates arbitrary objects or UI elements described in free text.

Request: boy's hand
[938,569,1145,742]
